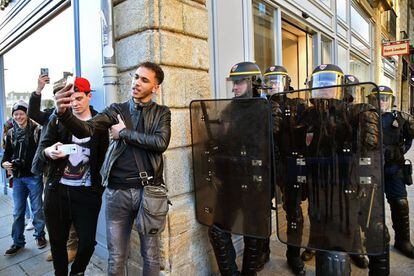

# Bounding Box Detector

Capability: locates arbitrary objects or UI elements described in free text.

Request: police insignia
[392,119,399,128]
[379,86,384,91]
[231,64,238,72]
[270,66,275,71]
[348,76,355,82]
[306,132,314,146]
[319,64,327,70]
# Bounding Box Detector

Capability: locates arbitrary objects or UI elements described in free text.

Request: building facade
[1,0,414,275]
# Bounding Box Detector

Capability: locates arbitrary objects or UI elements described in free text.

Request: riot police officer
[369,86,414,259]
[297,64,388,275]
[264,65,306,275]
[208,61,269,275]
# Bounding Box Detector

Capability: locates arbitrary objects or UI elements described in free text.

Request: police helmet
[343,74,360,103]
[309,64,344,100]
[227,61,263,98]
[264,65,291,95]
[369,85,395,113]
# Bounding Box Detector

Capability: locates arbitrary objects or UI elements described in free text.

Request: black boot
[241,237,265,276]
[208,225,239,276]
[389,198,414,259]
[301,249,315,261]
[368,247,389,276]
[256,237,270,272]
[286,245,305,275]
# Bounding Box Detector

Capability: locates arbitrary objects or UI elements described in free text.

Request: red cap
[74,77,91,92]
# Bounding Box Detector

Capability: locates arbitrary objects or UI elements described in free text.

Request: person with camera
[35,77,109,276]
[1,100,47,256]
[29,72,80,263]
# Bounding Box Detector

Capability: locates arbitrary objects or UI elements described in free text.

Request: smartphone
[40,68,49,76]
[57,144,78,155]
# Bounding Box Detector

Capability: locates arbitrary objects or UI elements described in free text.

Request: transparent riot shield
[272,83,386,255]
[190,98,272,238]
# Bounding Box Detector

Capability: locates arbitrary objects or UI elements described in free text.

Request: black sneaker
[4,245,23,256]
[36,236,47,249]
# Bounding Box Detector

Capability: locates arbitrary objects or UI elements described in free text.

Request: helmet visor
[265,75,287,95]
[226,77,253,98]
[310,72,342,88]
[379,94,393,113]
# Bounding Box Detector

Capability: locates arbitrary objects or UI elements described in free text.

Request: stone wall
[113,0,216,274]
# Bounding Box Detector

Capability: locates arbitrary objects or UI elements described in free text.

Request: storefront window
[2,8,74,119]
[350,54,370,81]
[337,0,347,21]
[321,36,332,64]
[337,44,348,72]
[253,0,275,71]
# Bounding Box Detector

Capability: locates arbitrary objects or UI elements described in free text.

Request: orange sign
[382,41,410,57]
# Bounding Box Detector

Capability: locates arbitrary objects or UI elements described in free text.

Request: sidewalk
[0,195,106,276]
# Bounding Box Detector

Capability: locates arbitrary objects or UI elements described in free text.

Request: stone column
[113,0,216,274]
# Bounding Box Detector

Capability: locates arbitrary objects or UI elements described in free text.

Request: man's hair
[137,61,164,85]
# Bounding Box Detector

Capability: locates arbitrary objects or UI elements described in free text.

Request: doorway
[282,21,313,90]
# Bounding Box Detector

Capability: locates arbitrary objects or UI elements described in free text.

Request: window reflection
[3,8,74,119]
[351,6,370,42]
[337,0,347,21]
[253,0,275,71]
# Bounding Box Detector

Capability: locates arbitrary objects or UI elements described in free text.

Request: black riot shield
[272,83,386,255]
[190,98,272,238]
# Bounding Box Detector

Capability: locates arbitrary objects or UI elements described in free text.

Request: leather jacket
[57,99,171,187]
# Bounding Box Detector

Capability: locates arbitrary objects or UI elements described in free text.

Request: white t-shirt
[60,135,91,187]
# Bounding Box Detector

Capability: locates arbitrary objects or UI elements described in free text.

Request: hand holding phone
[40,68,50,84]
[57,144,78,155]
[66,76,75,93]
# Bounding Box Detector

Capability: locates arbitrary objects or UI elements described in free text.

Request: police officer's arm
[119,107,171,153]
[361,110,380,150]
[401,112,414,153]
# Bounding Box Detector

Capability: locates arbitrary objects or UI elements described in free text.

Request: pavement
[0,195,106,276]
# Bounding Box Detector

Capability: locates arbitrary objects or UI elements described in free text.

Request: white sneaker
[25,219,34,231]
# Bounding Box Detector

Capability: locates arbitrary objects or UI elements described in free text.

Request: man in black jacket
[54,62,171,275]
[28,73,79,263]
[1,101,47,256]
[36,77,109,276]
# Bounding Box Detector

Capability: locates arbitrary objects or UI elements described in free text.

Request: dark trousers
[44,184,102,276]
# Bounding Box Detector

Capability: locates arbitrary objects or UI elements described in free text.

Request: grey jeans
[106,187,160,276]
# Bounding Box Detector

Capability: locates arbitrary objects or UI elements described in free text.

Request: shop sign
[382,41,410,57]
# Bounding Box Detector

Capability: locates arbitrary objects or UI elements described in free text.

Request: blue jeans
[105,187,160,276]
[12,175,46,246]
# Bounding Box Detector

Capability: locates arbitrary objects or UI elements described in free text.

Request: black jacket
[28,91,54,126]
[57,99,171,187]
[1,120,41,178]
[35,107,109,192]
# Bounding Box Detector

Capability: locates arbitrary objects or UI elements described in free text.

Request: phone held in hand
[57,144,78,155]
[40,68,49,76]
[66,76,75,93]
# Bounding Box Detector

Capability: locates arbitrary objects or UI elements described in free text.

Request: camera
[11,158,24,177]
